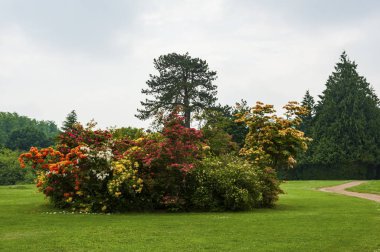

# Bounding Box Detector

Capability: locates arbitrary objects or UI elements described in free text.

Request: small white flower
[95,171,109,181]
[80,146,91,152]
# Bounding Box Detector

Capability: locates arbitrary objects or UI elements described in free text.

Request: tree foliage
[197,101,249,155]
[291,52,380,179]
[309,52,380,166]
[111,127,145,140]
[136,52,218,128]
[0,112,59,151]
[299,90,315,135]
[61,110,78,132]
[237,101,311,170]
[6,127,53,151]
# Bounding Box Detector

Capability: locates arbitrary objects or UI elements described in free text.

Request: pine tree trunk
[184,109,191,128]
[184,86,191,128]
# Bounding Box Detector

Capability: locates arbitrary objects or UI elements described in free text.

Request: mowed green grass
[347,180,380,195]
[1,181,380,252]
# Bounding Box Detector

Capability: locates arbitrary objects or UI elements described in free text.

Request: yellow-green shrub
[189,155,282,211]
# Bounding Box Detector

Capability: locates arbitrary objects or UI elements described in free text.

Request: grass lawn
[1,181,380,252]
[346,180,380,195]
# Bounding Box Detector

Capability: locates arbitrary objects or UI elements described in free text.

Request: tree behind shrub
[237,101,311,171]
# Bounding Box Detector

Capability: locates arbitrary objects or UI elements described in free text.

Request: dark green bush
[188,155,282,211]
[0,148,34,185]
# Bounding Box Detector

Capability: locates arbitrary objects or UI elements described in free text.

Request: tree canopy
[237,101,311,171]
[136,52,218,128]
[311,52,380,165]
[62,110,78,132]
[197,100,249,155]
[299,90,315,135]
[292,52,380,179]
[6,127,53,151]
[0,112,59,151]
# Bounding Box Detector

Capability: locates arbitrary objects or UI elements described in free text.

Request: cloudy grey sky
[1,0,379,129]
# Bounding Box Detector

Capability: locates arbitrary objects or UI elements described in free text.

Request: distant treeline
[0,112,60,151]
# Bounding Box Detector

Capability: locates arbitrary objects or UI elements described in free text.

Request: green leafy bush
[111,127,145,140]
[0,148,34,185]
[189,155,282,211]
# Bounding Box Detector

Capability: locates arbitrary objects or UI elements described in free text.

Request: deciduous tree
[237,101,311,170]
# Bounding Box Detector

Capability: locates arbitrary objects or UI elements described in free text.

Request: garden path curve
[319,181,380,203]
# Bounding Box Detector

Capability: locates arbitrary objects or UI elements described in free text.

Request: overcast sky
[1,0,379,129]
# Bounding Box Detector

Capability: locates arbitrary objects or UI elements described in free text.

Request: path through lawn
[319,181,380,202]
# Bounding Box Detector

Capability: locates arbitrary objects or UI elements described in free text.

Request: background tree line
[0,112,59,151]
[1,51,380,185]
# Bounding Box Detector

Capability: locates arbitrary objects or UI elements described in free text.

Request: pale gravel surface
[319,181,380,203]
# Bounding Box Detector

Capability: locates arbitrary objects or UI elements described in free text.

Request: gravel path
[319,181,380,203]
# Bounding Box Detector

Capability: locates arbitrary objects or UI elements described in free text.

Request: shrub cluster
[0,148,34,185]
[189,155,281,211]
[19,115,282,212]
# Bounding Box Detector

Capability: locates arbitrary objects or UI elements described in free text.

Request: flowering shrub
[19,113,284,212]
[123,114,206,210]
[57,121,113,150]
[19,146,87,209]
[126,114,204,172]
[108,158,143,197]
[19,115,206,212]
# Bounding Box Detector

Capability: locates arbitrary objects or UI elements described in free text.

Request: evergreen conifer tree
[62,110,78,132]
[136,52,218,128]
[309,52,380,178]
[299,90,315,135]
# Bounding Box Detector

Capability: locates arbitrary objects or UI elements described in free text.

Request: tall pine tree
[136,52,218,128]
[308,52,380,178]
